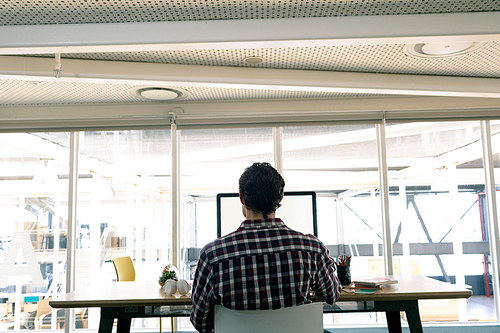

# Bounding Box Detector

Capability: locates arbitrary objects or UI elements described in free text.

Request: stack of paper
[351,277,398,289]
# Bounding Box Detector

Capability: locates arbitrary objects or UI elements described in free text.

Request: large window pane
[179,127,273,331]
[282,125,381,325]
[75,130,171,331]
[0,132,69,331]
[387,121,495,323]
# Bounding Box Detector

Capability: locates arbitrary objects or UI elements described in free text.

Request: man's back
[190,218,341,333]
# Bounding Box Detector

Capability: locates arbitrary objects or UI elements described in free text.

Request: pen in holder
[336,255,352,285]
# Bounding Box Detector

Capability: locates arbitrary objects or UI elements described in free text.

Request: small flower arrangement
[158,264,178,286]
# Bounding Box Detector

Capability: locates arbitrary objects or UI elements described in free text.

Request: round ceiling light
[131,87,188,101]
[404,41,489,58]
[243,56,266,64]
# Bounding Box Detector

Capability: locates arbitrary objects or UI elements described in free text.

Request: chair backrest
[214,302,323,333]
[36,297,52,318]
[112,256,136,281]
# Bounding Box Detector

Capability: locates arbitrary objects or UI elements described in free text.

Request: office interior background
[1,0,500,332]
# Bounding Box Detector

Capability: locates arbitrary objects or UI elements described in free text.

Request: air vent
[132,87,188,101]
[404,42,489,58]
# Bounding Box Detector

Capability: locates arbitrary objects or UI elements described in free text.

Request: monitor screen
[216,191,317,237]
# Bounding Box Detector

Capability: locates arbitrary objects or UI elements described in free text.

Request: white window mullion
[376,121,393,275]
[171,123,181,269]
[273,127,283,174]
[65,132,79,333]
[480,120,500,323]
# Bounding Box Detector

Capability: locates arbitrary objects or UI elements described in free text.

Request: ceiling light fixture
[131,87,188,101]
[404,41,489,58]
[243,56,266,64]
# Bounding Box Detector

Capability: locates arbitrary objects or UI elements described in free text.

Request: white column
[370,188,379,275]
[398,179,410,276]
[162,193,169,262]
[87,175,101,329]
[171,123,181,268]
[376,122,393,275]
[65,132,79,333]
[337,197,345,251]
[448,165,467,321]
[273,127,283,174]
[480,120,500,322]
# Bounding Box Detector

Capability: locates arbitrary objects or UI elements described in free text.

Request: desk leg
[404,302,423,333]
[117,318,132,333]
[386,311,402,333]
[99,309,115,333]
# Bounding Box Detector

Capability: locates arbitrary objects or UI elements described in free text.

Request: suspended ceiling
[0,0,499,115]
[0,1,500,193]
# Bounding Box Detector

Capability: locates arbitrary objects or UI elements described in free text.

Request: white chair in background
[214,302,324,333]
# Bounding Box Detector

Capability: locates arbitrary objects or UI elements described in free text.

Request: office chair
[112,257,175,333]
[112,256,136,282]
[214,302,324,333]
[35,297,53,329]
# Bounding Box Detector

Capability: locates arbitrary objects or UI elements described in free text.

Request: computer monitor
[216,191,317,237]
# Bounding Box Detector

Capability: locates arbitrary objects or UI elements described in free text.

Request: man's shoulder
[198,233,237,259]
[282,229,327,250]
[201,227,327,260]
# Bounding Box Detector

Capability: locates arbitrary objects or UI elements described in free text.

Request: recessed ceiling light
[404,41,489,58]
[130,87,188,101]
[243,56,266,64]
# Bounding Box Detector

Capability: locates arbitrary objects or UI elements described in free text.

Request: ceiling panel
[47,41,500,78]
[1,0,499,25]
[0,78,386,106]
[1,1,499,107]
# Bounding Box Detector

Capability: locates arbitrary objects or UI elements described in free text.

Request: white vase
[177,279,191,295]
[163,279,177,296]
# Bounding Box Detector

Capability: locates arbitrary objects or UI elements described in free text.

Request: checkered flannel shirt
[190,218,341,333]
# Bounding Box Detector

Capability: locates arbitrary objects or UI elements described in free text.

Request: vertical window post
[480,120,500,322]
[66,131,79,333]
[376,121,393,275]
[171,121,181,269]
[273,127,283,174]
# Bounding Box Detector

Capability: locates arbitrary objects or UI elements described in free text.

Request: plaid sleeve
[190,248,216,333]
[312,244,342,304]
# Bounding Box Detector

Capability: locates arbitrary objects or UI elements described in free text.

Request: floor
[467,295,497,322]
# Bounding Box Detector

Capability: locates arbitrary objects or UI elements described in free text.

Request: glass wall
[386,121,495,322]
[178,127,273,331]
[75,130,172,330]
[282,124,381,324]
[0,120,499,332]
[0,132,70,331]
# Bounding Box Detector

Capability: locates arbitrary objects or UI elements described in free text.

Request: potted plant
[158,264,178,286]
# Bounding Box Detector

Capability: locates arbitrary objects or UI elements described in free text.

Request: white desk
[51,275,472,333]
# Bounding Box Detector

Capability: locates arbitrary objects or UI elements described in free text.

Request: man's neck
[244,207,276,220]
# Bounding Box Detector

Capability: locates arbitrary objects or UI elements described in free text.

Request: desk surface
[50,275,471,309]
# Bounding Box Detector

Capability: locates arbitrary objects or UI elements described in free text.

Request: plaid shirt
[190,218,341,333]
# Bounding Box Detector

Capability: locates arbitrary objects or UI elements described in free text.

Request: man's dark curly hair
[238,162,285,218]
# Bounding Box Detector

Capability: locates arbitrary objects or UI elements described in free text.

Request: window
[387,121,495,322]
[0,132,70,331]
[0,120,499,331]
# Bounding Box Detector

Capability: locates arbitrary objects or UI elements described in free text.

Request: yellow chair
[112,256,136,282]
[36,297,53,329]
[112,257,174,333]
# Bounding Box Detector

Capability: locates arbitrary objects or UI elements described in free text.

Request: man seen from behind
[190,162,342,332]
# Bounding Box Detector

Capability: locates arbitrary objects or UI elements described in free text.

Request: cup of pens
[336,255,351,285]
